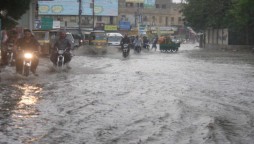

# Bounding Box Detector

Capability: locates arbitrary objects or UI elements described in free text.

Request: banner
[41,17,53,30]
[125,0,144,3]
[144,0,155,8]
[104,25,118,31]
[39,0,118,16]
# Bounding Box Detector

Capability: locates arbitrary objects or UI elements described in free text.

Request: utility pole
[92,0,94,31]
[78,0,82,33]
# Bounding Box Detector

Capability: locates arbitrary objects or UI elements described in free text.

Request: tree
[182,0,233,31]
[0,0,31,30]
[228,0,254,44]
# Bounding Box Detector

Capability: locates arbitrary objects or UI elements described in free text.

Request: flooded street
[1,44,254,144]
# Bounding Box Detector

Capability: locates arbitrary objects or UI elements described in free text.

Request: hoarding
[125,0,144,2]
[38,0,118,16]
[104,25,118,31]
[144,0,155,8]
[41,17,53,30]
[119,21,131,30]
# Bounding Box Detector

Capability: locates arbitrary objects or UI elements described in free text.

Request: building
[17,0,184,34]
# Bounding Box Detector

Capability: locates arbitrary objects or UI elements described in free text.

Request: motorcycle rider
[120,34,131,52]
[1,30,18,66]
[133,35,143,52]
[16,29,40,76]
[142,36,149,49]
[50,31,72,67]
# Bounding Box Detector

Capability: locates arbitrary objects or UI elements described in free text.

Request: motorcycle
[56,48,67,69]
[134,45,141,53]
[6,43,15,66]
[143,42,150,51]
[21,51,34,77]
[122,44,130,58]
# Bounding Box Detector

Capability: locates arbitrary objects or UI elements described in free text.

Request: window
[156,4,160,8]
[166,17,168,26]
[97,16,102,21]
[159,16,162,23]
[126,2,133,7]
[178,17,182,24]
[171,17,174,25]
[162,4,166,9]
[70,16,76,22]
[110,16,113,24]
[143,16,148,22]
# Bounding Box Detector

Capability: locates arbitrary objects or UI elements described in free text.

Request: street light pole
[92,0,94,31]
[78,0,82,33]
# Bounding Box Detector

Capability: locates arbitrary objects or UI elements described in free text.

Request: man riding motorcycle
[133,35,143,52]
[120,34,131,52]
[50,31,72,67]
[16,29,40,76]
[1,30,19,66]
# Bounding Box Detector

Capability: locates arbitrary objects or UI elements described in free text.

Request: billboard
[125,0,144,2]
[144,0,155,8]
[119,21,131,30]
[38,0,118,16]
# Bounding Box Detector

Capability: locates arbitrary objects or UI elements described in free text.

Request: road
[1,44,254,144]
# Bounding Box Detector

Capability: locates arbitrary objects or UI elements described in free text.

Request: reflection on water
[12,84,42,119]
[0,83,43,142]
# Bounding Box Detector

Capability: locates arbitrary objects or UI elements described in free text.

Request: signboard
[41,17,53,30]
[38,0,118,16]
[34,19,41,29]
[144,0,155,8]
[119,21,131,30]
[104,25,118,31]
[126,0,144,2]
[53,21,60,29]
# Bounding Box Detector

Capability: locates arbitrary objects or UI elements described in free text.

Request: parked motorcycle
[122,44,130,58]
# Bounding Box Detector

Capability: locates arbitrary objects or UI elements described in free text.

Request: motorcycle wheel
[24,65,29,77]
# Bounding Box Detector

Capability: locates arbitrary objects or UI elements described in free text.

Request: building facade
[18,0,184,32]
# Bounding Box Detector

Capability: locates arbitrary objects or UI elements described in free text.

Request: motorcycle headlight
[24,53,33,59]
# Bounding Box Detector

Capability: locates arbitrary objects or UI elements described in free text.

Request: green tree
[229,0,254,28]
[182,0,233,31]
[0,0,31,30]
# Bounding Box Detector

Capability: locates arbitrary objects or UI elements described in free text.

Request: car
[107,35,123,47]
[106,33,123,37]
[106,33,123,47]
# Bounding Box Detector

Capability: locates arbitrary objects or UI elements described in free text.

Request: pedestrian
[152,36,158,51]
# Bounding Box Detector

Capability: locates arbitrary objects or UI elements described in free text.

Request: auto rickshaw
[33,30,51,55]
[88,30,108,54]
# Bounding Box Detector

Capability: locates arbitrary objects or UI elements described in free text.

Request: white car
[107,33,123,47]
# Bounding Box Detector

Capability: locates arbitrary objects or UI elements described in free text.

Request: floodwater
[0,44,254,144]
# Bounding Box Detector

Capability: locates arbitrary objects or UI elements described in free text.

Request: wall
[203,28,253,50]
